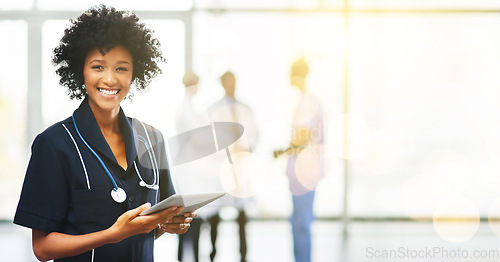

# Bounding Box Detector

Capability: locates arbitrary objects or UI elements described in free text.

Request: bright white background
[1,0,500,229]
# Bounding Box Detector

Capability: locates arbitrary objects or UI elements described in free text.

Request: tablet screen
[140,192,226,216]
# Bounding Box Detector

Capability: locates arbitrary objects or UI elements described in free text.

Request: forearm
[32,228,118,261]
[32,204,189,261]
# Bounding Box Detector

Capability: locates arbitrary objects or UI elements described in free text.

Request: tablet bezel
[140,192,226,216]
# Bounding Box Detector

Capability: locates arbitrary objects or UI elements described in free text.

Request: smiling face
[83,45,133,116]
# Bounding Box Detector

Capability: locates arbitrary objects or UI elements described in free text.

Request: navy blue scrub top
[14,98,174,262]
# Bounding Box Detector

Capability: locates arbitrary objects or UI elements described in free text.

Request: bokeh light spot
[328,112,371,160]
[219,151,265,198]
[487,198,500,237]
[432,197,479,243]
[294,144,327,191]
[422,149,472,195]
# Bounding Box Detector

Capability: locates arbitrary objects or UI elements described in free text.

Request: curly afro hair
[52,5,165,100]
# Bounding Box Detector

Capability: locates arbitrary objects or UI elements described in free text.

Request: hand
[158,211,198,235]
[273,145,305,158]
[109,203,184,243]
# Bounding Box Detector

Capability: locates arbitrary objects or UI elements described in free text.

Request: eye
[91,65,103,70]
[117,67,129,72]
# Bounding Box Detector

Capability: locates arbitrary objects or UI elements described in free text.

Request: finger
[168,216,193,223]
[128,202,151,218]
[157,206,178,216]
[160,222,188,230]
[155,206,181,223]
[179,223,190,233]
[184,211,197,218]
[161,223,190,234]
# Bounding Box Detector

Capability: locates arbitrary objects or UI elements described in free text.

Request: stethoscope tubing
[71,112,159,204]
[72,113,121,191]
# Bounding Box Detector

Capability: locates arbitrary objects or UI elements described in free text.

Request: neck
[89,103,121,135]
[296,84,306,94]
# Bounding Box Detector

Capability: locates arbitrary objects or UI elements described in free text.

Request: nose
[102,69,117,86]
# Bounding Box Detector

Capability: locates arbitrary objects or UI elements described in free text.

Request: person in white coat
[206,71,258,262]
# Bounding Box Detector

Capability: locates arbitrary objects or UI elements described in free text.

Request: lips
[97,88,120,96]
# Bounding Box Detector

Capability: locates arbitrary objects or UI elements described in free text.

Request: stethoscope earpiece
[139,180,159,190]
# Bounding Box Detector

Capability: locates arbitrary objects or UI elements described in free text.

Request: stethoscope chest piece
[71,112,159,204]
[111,187,127,203]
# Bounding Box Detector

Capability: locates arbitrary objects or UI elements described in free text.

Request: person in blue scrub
[288,58,324,262]
[14,5,196,262]
[275,58,324,262]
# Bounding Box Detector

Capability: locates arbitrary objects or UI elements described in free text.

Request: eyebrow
[89,59,131,64]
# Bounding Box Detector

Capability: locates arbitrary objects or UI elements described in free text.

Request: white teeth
[98,88,119,95]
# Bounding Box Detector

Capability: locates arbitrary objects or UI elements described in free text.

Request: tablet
[140,192,226,216]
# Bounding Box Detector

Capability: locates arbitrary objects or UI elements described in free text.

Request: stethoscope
[71,113,159,203]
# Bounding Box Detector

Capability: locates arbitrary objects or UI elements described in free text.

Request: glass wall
[0,0,33,10]
[1,0,500,223]
[191,12,345,217]
[0,20,28,220]
[349,0,500,9]
[348,14,500,218]
[36,0,192,11]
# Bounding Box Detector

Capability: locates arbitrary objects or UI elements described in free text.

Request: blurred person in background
[175,70,207,262]
[207,71,258,262]
[13,5,196,262]
[274,58,325,262]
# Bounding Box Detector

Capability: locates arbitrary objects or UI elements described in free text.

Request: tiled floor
[2,220,498,262]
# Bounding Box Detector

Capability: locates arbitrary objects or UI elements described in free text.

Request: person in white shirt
[175,70,209,262]
[206,71,258,262]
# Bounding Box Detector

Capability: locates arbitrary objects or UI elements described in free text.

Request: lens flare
[328,112,371,160]
[171,150,227,195]
[486,123,500,154]
[475,162,500,194]
[294,144,327,191]
[432,196,479,243]
[487,199,500,237]
[400,174,438,221]
[219,151,265,198]
[361,129,398,176]
[422,149,472,195]
[210,103,258,148]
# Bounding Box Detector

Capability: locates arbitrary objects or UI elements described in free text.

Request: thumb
[129,202,151,217]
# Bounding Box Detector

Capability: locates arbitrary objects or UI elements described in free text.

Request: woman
[13,5,195,262]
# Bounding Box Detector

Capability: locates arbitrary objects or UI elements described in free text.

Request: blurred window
[194,0,320,9]
[192,12,345,218]
[350,0,500,9]
[0,20,28,220]
[41,20,80,129]
[348,14,500,217]
[36,0,193,11]
[0,0,498,221]
[42,19,186,135]
[0,0,33,10]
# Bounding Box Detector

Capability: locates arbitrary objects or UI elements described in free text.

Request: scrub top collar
[73,97,138,171]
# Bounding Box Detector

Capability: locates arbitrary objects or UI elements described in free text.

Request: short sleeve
[14,132,70,233]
